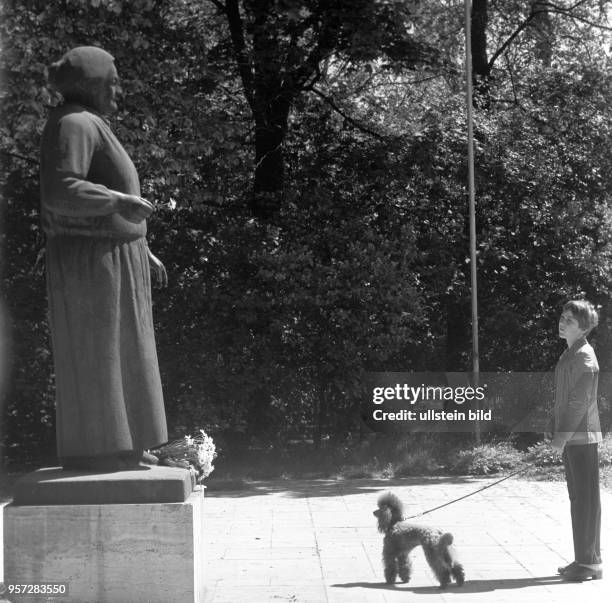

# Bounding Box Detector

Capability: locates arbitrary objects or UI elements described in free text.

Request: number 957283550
[2,582,69,597]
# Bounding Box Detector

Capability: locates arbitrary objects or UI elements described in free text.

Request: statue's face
[94,64,121,115]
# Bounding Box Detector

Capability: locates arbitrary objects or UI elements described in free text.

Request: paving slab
[203,477,611,603]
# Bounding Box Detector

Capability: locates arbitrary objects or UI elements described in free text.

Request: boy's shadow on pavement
[333,576,571,593]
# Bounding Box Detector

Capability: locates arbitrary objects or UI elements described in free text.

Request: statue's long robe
[40,103,167,459]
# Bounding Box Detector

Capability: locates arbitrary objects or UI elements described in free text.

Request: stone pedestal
[3,470,205,603]
[12,465,195,505]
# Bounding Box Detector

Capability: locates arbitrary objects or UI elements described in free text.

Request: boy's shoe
[557,561,578,575]
[562,564,603,582]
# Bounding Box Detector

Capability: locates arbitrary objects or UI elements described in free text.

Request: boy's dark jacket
[553,336,602,448]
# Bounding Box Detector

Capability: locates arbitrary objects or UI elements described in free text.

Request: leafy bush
[526,435,612,468]
[525,441,563,467]
[395,447,445,477]
[597,435,612,466]
[447,442,523,475]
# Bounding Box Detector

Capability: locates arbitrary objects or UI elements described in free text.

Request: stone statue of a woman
[40,46,168,471]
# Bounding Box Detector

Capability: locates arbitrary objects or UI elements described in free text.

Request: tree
[469,0,611,106]
[207,0,438,217]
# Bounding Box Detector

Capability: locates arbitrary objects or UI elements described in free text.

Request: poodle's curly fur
[373,491,465,589]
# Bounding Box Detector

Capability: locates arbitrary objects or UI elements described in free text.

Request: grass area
[204,432,612,492]
[2,434,611,497]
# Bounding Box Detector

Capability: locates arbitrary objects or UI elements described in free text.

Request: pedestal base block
[13,465,194,505]
[3,489,205,603]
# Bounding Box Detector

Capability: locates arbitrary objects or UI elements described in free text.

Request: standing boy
[550,300,602,581]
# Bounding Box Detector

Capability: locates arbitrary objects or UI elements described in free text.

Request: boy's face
[558,310,587,343]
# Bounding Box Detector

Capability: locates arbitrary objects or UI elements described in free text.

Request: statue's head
[48,46,121,116]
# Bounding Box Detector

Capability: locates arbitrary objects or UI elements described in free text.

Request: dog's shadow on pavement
[332,576,569,594]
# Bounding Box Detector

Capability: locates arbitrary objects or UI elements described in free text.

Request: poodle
[373,491,465,589]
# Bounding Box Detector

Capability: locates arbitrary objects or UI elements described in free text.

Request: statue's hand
[117,193,155,223]
[550,436,564,453]
[148,249,168,288]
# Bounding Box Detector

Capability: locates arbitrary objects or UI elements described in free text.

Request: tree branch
[504,53,520,107]
[208,0,226,12]
[285,8,342,93]
[543,0,592,12]
[490,0,612,70]
[543,2,612,31]
[488,11,540,69]
[489,0,612,70]
[309,87,387,141]
[223,0,257,113]
[1,150,38,166]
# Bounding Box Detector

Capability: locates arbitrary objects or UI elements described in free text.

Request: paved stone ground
[203,477,611,603]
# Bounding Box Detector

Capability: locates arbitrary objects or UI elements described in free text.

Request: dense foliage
[2,0,612,466]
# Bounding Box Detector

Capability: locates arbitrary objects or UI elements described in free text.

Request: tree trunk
[250,97,291,218]
[471,0,490,106]
[313,382,328,450]
[445,296,470,371]
[531,0,554,66]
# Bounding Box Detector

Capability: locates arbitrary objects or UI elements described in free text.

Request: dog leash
[403,462,535,520]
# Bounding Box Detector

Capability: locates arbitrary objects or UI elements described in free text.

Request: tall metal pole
[464,0,481,443]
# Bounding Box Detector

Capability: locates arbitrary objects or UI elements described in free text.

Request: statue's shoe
[159,456,190,469]
[141,451,159,465]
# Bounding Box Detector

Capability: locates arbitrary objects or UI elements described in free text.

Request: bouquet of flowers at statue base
[150,429,216,482]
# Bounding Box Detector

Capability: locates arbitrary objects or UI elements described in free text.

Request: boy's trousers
[563,443,601,565]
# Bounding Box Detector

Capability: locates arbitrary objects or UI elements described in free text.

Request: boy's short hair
[563,300,599,334]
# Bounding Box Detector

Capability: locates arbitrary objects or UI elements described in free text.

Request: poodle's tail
[440,532,465,586]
